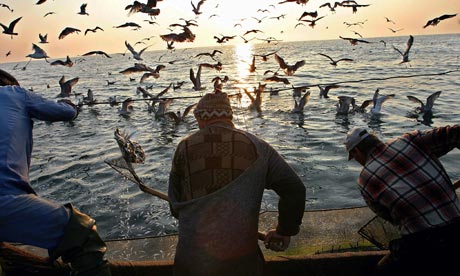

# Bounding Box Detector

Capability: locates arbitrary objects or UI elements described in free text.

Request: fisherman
[168,92,306,275]
[345,126,460,276]
[0,69,111,276]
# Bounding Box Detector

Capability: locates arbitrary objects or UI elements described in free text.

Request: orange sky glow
[0,0,459,63]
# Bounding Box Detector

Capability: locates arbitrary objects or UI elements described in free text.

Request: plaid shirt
[358,125,460,236]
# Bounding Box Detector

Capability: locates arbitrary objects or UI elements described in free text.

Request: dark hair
[0,69,19,86]
[355,133,382,156]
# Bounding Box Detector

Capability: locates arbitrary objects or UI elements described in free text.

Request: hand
[263,229,291,252]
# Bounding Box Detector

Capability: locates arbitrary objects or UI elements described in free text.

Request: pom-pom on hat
[345,127,369,160]
[193,92,233,120]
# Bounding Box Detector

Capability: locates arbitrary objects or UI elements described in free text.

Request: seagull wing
[425,91,441,111]
[165,112,180,123]
[293,60,306,70]
[8,17,22,31]
[274,53,288,69]
[125,40,136,55]
[403,35,414,57]
[318,53,334,62]
[244,88,255,103]
[183,103,198,117]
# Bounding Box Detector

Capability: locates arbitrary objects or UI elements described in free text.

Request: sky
[0,0,459,63]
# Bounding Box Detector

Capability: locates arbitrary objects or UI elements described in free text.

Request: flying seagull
[125,40,150,61]
[82,50,111,58]
[274,53,305,76]
[59,27,81,39]
[0,17,22,38]
[78,3,89,15]
[423,14,457,28]
[84,26,104,35]
[392,35,414,64]
[407,91,441,114]
[317,53,353,66]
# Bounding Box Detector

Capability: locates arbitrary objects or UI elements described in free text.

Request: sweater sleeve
[265,145,306,236]
[24,89,77,122]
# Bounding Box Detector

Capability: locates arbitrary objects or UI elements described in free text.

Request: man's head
[0,69,19,86]
[345,127,369,161]
[193,92,233,126]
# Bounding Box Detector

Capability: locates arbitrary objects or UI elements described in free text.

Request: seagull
[341,3,370,14]
[384,16,395,24]
[264,74,290,85]
[388,27,403,33]
[44,11,56,17]
[243,29,264,36]
[392,35,413,64]
[319,2,341,12]
[140,65,166,83]
[336,96,356,114]
[191,0,206,15]
[39,33,49,43]
[274,53,305,76]
[292,91,311,113]
[82,89,97,105]
[154,98,174,119]
[82,50,111,58]
[339,36,371,46]
[25,43,50,62]
[84,26,104,35]
[195,49,222,60]
[423,14,457,28]
[318,84,340,98]
[120,63,157,75]
[244,83,266,113]
[298,11,318,20]
[50,56,74,67]
[253,50,279,62]
[317,53,353,66]
[407,91,441,114]
[190,65,203,91]
[58,76,79,97]
[114,22,142,30]
[248,56,256,73]
[125,1,160,16]
[370,89,395,114]
[59,27,80,39]
[298,16,325,28]
[0,17,22,38]
[0,3,13,12]
[118,98,134,116]
[125,40,150,61]
[165,103,197,124]
[78,3,89,15]
[351,98,373,113]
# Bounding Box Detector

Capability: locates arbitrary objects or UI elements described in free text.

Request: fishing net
[357,216,401,250]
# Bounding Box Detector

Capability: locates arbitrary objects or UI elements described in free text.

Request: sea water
[1,33,459,239]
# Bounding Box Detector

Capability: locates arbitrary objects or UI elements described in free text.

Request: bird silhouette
[0,17,22,38]
[292,91,311,113]
[423,14,457,28]
[114,22,142,29]
[78,3,89,15]
[336,96,355,114]
[140,65,166,83]
[165,103,198,124]
[59,27,81,39]
[298,16,325,28]
[38,33,49,43]
[274,54,305,76]
[190,65,203,91]
[84,26,104,35]
[318,84,340,98]
[195,49,223,60]
[58,76,79,97]
[370,89,395,114]
[339,36,371,45]
[191,0,206,15]
[407,91,441,114]
[50,56,74,67]
[118,98,134,116]
[317,53,353,66]
[298,11,318,20]
[25,43,50,68]
[392,35,413,64]
[82,50,111,58]
[125,40,150,61]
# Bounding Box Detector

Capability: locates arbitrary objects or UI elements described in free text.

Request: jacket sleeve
[168,141,186,219]
[25,89,77,122]
[413,125,460,158]
[265,145,306,236]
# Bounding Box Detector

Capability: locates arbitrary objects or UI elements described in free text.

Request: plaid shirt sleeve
[412,125,460,158]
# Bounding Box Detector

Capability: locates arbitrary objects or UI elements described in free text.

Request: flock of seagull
[0,1,457,127]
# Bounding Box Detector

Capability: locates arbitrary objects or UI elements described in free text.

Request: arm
[264,146,306,250]
[413,125,460,158]
[168,142,186,219]
[25,89,77,122]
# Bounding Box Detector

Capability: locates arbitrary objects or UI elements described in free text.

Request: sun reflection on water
[234,43,257,108]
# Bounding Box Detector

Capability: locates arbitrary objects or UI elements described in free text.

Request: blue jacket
[0,85,77,195]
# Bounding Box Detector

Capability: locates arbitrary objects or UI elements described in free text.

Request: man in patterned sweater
[345,126,460,276]
[168,92,306,276]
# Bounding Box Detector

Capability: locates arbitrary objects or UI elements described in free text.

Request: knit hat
[344,127,369,160]
[0,69,19,86]
[193,92,233,120]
